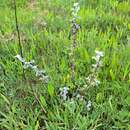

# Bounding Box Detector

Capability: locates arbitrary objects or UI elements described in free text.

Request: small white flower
[76,94,81,98]
[72,2,80,17]
[92,63,98,68]
[92,56,99,62]
[92,51,104,69]
[15,54,48,83]
[30,60,35,64]
[31,65,38,70]
[36,70,45,77]
[23,62,30,69]
[94,79,100,86]
[39,75,49,83]
[86,77,91,82]
[15,54,25,63]
[95,50,104,58]
[76,94,84,101]
[60,87,69,101]
[73,2,79,7]
[83,84,88,88]
[86,100,92,111]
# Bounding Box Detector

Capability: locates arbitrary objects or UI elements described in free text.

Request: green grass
[0,0,130,129]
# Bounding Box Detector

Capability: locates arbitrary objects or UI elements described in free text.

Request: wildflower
[92,51,104,62]
[92,63,98,68]
[39,75,49,83]
[60,87,69,101]
[86,77,91,82]
[73,2,79,7]
[23,62,30,69]
[86,100,92,111]
[35,70,45,77]
[91,78,100,87]
[95,50,104,58]
[84,50,104,89]
[70,2,80,80]
[15,54,48,83]
[72,2,80,17]
[94,79,100,86]
[92,50,104,69]
[30,60,35,64]
[15,54,25,63]
[31,65,38,70]
[76,93,84,101]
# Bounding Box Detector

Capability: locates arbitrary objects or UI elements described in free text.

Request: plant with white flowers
[69,2,80,80]
[15,54,49,83]
[59,87,69,101]
[84,50,104,89]
[86,100,92,111]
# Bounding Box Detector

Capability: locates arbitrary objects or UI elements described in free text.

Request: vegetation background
[0,0,130,129]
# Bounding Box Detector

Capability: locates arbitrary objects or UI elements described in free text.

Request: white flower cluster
[72,2,80,18]
[86,100,92,111]
[59,87,93,111]
[59,87,69,101]
[85,50,104,87]
[70,2,80,80]
[71,2,80,31]
[76,93,84,101]
[92,50,104,69]
[15,54,49,83]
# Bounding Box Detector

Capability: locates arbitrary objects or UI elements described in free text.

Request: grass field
[0,0,130,129]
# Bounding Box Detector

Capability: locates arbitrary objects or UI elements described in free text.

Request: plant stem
[13,0,26,80]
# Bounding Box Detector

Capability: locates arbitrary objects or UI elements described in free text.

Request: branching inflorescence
[15,54,49,83]
[74,50,104,111]
[85,50,104,88]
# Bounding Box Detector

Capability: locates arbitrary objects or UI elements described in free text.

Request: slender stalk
[31,85,47,113]
[13,0,26,80]
[71,22,79,81]
[70,3,80,81]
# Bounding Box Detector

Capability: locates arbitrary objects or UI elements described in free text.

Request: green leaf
[24,126,33,130]
[0,111,7,118]
[78,47,89,61]
[40,95,47,106]
[96,92,104,103]
[34,121,39,130]
[125,96,130,105]
[0,93,10,105]
[110,69,115,80]
[59,58,66,71]
[48,83,54,97]
[109,95,113,111]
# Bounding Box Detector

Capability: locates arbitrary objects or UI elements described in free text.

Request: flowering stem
[14,0,26,80]
[84,50,104,90]
[70,3,80,81]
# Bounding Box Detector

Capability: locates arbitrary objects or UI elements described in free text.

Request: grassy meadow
[0,0,130,129]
